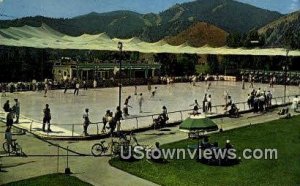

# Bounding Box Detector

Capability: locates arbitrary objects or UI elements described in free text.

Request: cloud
[290,0,300,11]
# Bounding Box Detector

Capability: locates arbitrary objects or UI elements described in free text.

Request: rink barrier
[22,94,296,139]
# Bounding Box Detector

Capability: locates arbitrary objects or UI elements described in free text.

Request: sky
[0,0,299,20]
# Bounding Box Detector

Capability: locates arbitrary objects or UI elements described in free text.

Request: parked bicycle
[3,139,22,155]
[91,139,120,157]
[91,132,139,157]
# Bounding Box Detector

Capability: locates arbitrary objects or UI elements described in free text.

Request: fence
[21,94,296,138]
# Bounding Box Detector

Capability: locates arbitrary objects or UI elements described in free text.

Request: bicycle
[3,139,22,155]
[91,140,120,157]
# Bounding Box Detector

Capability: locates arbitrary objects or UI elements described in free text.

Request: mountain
[258,11,300,49]
[165,22,228,47]
[0,0,282,42]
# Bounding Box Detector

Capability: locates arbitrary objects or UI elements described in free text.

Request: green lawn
[3,174,92,186]
[110,116,300,186]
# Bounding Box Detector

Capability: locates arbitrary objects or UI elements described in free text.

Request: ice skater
[74,82,80,96]
[207,82,212,90]
[134,85,137,96]
[147,81,152,92]
[64,79,69,93]
[1,84,7,97]
[207,95,212,113]
[83,108,90,136]
[202,94,207,113]
[138,93,144,113]
[83,80,88,90]
[44,80,49,97]
[151,87,158,98]
[242,75,245,89]
[192,75,197,86]
[42,104,52,132]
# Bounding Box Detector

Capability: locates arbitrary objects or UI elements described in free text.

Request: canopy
[179,115,218,131]
[1,24,300,56]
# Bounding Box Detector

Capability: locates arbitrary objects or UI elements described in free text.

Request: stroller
[153,114,169,129]
[228,104,240,118]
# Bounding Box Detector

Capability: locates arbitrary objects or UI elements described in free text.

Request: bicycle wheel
[111,142,121,156]
[3,142,12,153]
[14,143,22,155]
[91,143,105,157]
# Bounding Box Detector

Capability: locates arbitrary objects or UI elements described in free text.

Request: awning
[1,24,300,56]
[179,115,218,131]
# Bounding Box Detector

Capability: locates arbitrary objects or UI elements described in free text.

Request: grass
[3,173,92,186]
[110,116,300,186]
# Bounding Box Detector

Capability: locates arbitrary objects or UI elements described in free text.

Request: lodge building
[52,58,161,82]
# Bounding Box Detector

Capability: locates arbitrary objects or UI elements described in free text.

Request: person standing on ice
[44,79,49,97]
[93,79,97,88]
[82,108,90,136]
[138,93,144,113]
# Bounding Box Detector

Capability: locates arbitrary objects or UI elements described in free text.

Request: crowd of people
[247,88,273,113]
[240,70,300,86]
[197,136,239,166]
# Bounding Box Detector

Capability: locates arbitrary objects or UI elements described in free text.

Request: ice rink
[1,81,299,134]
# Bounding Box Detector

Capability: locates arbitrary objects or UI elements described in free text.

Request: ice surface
[1,81,299,133]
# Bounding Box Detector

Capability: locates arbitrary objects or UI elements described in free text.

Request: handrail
[46,94,299,127]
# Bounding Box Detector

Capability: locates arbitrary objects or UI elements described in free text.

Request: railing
[15,94,296,138]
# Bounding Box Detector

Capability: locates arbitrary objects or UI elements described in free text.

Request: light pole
[283,49,289,104]
[118,42,123,109]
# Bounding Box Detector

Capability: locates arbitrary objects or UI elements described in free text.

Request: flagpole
[118,42,123,109]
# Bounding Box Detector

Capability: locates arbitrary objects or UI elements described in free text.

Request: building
[52,58,161,83]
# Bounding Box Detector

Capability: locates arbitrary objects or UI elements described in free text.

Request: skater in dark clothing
[83,108,90,136]
[42,104,52,132]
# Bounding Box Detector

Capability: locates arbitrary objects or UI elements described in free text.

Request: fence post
[180,111,183,121]
[72,124,74,137]
[135,118,139,129]
[243,103,246,111]
[30,121,33,132]
[57,146,59,173]
[97,124,99,135]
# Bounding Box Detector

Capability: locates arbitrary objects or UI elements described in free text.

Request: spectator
[102,110,111,133]
[6,109,14,130]
[162,106,168,121]
[292,96,299,112]
[224,96,232,110]
[108,111,116,135]
[83,108,90,136]
[225,140,233,149]
[123,96,132,117]
[115,106,123,132]
[13,99,20,123]
[5,127,13,153]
